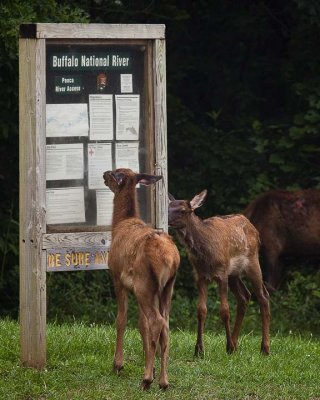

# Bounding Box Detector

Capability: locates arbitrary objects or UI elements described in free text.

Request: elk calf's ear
[190,189,208,210]
[168,193,176,202]
[136,173,162,186]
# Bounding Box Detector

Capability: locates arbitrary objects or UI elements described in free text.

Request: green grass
[0,319,319,400]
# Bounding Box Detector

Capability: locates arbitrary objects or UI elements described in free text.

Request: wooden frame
[19,36,47,368]
[19,23,167,368]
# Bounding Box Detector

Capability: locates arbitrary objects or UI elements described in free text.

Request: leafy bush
[271,270,320,334]
[0,0,320,338]
[45,263,320,338]
[0,0,88,317]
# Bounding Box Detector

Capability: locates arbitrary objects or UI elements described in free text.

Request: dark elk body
[103,168,180,390]
[168,190,270,356]
[243,189,320,290]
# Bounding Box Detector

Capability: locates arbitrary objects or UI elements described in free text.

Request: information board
[45,43,151,232]
[19,23,167,368]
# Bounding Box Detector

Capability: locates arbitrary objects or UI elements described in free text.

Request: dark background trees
[0,0,319,333]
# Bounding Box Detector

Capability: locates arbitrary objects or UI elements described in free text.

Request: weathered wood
[30,23,165,39]
[19,38,46,368]
[46,246,109,271]
[47,225,111,234]
[42,231,112,249]
[19,24,167,369]
[144,41,156,225]
[153,39,168,232]
[44,231,111,271]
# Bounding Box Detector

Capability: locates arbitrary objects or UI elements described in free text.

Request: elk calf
[103,168,180,389]
[168,190,270,356]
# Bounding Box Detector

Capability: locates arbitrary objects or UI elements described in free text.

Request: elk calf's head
[168,190,207,228]
[103,168,162,193]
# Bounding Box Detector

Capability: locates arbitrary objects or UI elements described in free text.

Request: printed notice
[96,189,114,226]
[115,142,139,172]
[120,74,133,93]
[46,143,83,181]
[115,95,140,140]
[88,143,112,189]
[46,187,85,224]
[89,94,113,140]
[46,103,89,137]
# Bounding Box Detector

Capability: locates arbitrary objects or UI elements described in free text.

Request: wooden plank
[42,231,112,249]
[144,41,156,225]
[19,38,47,368]
[34,23,165,39]
[47,225,111,234]
[46,246,108,271]
[48,39,151,46]
[153,39,168,232]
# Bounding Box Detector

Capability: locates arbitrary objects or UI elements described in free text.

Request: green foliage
[45,266,320,337]
[271,270,320,334]
[47,271,116,323]
[0,320,319,399]
[0,0,88,316]
[0,201,19,317]
[0,0,320,338]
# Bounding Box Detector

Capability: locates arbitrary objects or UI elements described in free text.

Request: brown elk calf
[103,168,180,390]
[244,189,320,290]
[168,190,270,356]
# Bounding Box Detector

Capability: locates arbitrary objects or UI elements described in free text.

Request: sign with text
[49,52,131,71]
[54,76,82,94]
[45,42,150,229]
[46,247,108,271]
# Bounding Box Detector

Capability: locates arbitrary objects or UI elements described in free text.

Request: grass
[0,319,319,400]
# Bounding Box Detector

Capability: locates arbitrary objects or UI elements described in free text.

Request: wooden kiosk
[19,23,167,368]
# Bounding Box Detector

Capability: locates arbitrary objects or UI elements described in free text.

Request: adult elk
[243,189,320,291]
[103,168,180,390]
[168,190,270,356]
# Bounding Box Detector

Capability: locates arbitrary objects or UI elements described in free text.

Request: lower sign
[46,247,108,271]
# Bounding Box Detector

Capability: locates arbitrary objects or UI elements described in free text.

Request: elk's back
[181,214,259,281]
[244,189,320,255]
[109,218,180,291]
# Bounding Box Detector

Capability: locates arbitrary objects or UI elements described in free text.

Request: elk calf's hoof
[159,382,169,391]
[260,343,270,355]
[113,363,124,375]
[226,342,236,354]
[141,379,153,390]
[194,344,204,358]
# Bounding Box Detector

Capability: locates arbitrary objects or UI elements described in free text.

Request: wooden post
[19,37,47,368]
[154,38,168,232]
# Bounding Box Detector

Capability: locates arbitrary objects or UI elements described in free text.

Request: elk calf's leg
[159,277,176,389]
[138,307,150,368]
[217,277,235,353]
[248,268,270,355]
[194,279,208,357]
[158,319,169,390]
[140,309,164,390]
[113,286,128,372]
[258,283,271,355]
[228,276,251,350]
[136,287,164,389]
